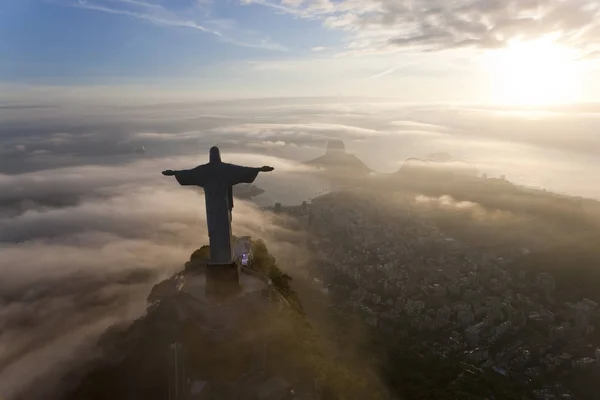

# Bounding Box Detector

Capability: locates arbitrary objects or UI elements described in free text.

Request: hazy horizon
[3,96,600,200]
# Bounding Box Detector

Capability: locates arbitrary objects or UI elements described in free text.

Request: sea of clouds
[1,96,599,398]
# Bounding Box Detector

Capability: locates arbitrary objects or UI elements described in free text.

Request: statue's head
[209,146,222,163]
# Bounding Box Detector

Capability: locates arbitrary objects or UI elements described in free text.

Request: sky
[3,0,600,102]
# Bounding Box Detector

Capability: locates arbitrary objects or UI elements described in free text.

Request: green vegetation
[186,241,303,312]
[187,240,389,399]
[189,245,211,262]
[266,302,388,400]
[250,239,304,314]
[248,239,389,399]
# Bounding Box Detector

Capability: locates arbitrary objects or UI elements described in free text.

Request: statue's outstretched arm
[162,166,207,187]
[260,166,274,172]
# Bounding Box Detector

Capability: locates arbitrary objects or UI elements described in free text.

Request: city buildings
[273,192,600,400]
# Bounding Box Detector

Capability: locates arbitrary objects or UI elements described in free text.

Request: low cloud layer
[3,97,600,197]
[3,98,600,199]
[0,155,307,399]
[414,194,515,222]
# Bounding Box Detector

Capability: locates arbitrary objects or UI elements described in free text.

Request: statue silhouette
[163,146,274,266]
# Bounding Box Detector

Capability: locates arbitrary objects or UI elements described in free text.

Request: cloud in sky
[243,0,600,55]
[211,122,380,139]
[2,96,600,195]
[62,0,289,51]
[73,0,221,35]
[3,0,600,102]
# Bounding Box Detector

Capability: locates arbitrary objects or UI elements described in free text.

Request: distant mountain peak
[305,140,371,176]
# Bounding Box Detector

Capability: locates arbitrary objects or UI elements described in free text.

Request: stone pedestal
[206,262,241,299]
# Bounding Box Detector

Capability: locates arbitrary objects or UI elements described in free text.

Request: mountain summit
[305,140,371,176]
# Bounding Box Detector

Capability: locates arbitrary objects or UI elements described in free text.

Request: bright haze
[1,0,600,398]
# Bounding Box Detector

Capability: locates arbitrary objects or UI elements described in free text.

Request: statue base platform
[206,261,241,299]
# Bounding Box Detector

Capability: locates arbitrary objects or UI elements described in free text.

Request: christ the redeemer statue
[162,146,274,267]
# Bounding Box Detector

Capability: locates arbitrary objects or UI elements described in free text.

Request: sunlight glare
[485,38,581,106]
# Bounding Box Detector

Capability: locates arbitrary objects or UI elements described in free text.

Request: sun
[484,37,581,106]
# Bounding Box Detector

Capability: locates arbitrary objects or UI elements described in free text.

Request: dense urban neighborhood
[271,188,600,400]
